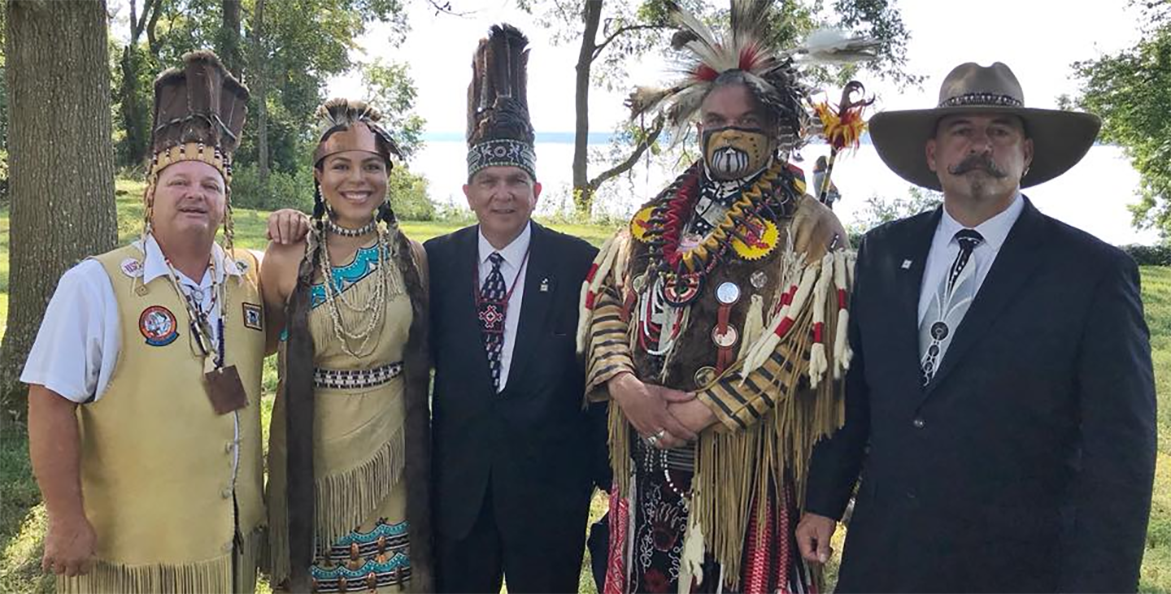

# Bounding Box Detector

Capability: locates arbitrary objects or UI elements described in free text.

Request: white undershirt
[917,193,1024,324]
[21,235,244,403]
[477,223,531,392]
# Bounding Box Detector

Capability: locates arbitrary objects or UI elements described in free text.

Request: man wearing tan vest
[23,51,282,593]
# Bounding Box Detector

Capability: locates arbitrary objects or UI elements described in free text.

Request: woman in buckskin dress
[260,98,432,593]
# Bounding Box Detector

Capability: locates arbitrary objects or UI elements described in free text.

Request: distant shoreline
[423,131,1117,148]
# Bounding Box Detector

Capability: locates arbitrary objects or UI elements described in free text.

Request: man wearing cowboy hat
[795,62,1156,592]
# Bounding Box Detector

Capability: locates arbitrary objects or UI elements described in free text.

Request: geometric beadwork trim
[467,138,536,181]
[312,520,412,593]
[310,244,388,309]
[938,92,1022,108]
[313,361,403,390]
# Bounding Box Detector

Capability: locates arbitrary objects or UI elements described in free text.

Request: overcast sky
[329,0,1146,134]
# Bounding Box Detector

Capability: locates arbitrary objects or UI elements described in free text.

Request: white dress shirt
[917,193,1024,324]
[477,223,531,392]
[21,235,245,403]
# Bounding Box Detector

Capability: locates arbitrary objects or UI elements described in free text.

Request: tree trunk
[572,0,602,216]
[252,0,269,183]
[218,0,243,77]
[117,45,149,167]
[1,0,117,421]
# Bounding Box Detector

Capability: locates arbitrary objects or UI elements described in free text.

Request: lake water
[410,137,1158,246]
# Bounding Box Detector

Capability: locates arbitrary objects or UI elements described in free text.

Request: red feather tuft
[739,44,762,71]
[694,64,719,82]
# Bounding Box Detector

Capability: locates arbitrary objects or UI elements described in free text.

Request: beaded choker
[326,217,377,237]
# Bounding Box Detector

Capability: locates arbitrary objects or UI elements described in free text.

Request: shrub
[231,163,435,221]
[229,164,315,212]
[1121,244,1171,266]
[388,166,435,221]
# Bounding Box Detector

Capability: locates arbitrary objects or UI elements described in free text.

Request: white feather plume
[791,28,881,64]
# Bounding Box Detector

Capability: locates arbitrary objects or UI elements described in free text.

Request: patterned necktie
[478,252,507,391]
[919,229,984,385]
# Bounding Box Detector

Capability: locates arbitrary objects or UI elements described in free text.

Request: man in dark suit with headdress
[424,24,602,593]
[796,62,1157,593]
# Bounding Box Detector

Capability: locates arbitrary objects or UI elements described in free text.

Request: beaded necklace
[638,159,795,306]
[326,217,377,238]
[163,255,227,369]
[317,223,392,359]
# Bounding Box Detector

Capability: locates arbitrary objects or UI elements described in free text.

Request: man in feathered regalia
[578,2,871,592]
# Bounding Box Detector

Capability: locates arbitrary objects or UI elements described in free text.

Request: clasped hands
[607,371,717,449]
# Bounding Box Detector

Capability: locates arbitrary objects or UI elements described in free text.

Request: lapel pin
[539,278,550,292]
[901,259,913,270]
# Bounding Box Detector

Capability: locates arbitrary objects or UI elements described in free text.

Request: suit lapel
[923,197,1048,397]
[502,223,554,396]
[895,208,942,389]
[455,226,497,390]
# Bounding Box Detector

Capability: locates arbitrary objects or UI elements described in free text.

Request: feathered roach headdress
[145,50,249,251]
[466,24,537,181]
[312,98,402,167]
[628,0,877,152]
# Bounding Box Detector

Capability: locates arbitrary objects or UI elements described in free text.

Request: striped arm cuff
[698,343,805,430]
[585,289,635,401]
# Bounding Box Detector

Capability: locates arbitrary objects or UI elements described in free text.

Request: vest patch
[139,305,179,346]
[242,302,263,331]
[120,257,145,278]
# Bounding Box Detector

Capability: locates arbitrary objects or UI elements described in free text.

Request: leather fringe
[267,429,406,585]
[57,527,264,594]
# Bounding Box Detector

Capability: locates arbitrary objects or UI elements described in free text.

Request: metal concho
[693,366,718,387]
[711,325,739,348]
[716,281,741,305]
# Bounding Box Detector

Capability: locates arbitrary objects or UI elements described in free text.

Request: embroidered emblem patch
[120,258,144,278]
[235,259,250,273]
[731,217,780,260]
[242,303,263,331]
[478,303,505,333]
[630,205,656,243]
[139,306,179,346]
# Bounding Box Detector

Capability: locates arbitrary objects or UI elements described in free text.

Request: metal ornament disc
[750,270,768,290]
[930,321,949,340]
[711,325,739,348]
[694,366,718,387]
[716,282,741,305]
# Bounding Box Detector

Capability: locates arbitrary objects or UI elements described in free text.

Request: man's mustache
[949,153,1008,178]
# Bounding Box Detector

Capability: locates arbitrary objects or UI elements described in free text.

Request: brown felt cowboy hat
[869,62,1101,190]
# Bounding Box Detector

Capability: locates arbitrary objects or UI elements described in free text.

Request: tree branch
[592,23,663,60]
[423,0,473,16]
[145,0,164,57]
[128,0,140,41]
[588,116,665,190]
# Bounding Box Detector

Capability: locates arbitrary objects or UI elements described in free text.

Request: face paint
[702,126,774,180]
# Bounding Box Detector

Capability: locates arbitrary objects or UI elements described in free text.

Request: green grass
[1,185,1168,592]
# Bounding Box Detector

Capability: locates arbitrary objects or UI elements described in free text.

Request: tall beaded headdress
[465,24,537,181]
[143,50,249,253]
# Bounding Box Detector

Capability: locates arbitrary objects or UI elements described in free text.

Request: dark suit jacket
[425,222,602,548]
[805,198,1157,593]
